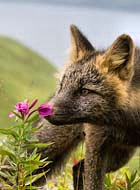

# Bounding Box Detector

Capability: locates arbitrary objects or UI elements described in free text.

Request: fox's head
[46,25,135,125]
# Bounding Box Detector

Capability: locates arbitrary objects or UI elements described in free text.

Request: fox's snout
[46,99,70,125]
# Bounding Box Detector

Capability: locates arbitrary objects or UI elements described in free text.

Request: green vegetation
[47,147,140,190]
[0,36,57,127]
[0,101,51,190]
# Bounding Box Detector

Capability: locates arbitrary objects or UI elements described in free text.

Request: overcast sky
[0,1,140,67]
[0,0,140,12]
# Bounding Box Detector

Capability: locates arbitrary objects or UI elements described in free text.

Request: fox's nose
[47,101,58,114]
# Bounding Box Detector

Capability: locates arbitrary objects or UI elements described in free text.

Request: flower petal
[15,101,29,115]
[8,113,15,118]
[38,104,52,117]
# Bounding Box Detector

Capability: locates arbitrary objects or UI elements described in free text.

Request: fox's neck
[92,88,140,134]
[127,86,140,108]
[103,106,140,136]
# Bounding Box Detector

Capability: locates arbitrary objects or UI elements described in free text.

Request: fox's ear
[103,34,134,81]
[69,25,95,61]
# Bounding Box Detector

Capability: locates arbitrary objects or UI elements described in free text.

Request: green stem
[16,122,25,190]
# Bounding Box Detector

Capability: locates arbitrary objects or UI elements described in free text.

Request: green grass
[0,36,57,127]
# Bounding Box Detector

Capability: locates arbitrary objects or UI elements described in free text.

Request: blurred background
[0,1,140,189]
[0,0,140,67]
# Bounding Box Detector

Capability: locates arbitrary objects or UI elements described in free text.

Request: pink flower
[9,99,52,121]
[37,104,52,117]
[8,113,15,118]
[15,100,29,115]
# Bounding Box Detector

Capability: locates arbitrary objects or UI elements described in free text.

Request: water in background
[0,2,140,67]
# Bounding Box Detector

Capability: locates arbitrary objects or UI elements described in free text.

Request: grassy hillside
[0,36,57,127]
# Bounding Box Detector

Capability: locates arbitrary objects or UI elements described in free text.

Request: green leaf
[0,170,10,179]
[131,178,140,188]
[28,148,38,159]
[0,128,18,140]
[25,171,48,185]
[104,174,112,187]
[118,185,125,190]
[26,186,38,190]
[22,160,47,165]
[130,170,137,182]
[24,136,39,144]
[0,148,16,161]
[0,170,15,185]
[30,125,43,133]
[27,114,39,123]
[29,153,41,161]
[24,142,53,149]
[125,173,130,190]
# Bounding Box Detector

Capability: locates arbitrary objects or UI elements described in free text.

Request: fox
[33,25,140,190]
